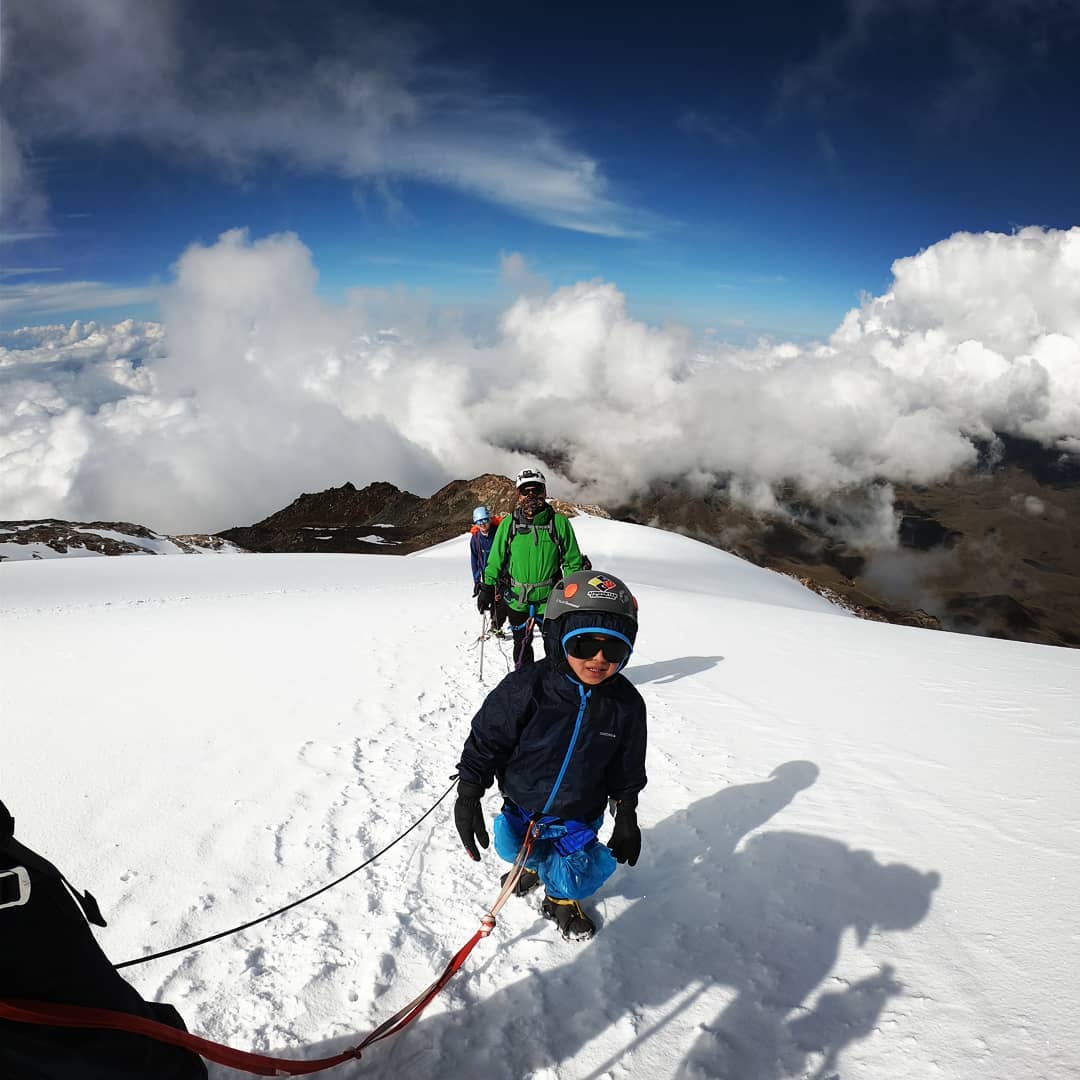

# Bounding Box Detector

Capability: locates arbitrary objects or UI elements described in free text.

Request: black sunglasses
[565,636,630,664]
[519,483,545,497]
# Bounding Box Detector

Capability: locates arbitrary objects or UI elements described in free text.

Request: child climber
[454,570,646,941]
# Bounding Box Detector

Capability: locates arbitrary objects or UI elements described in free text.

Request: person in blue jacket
[468,505,507,636]
[454,570,646,941]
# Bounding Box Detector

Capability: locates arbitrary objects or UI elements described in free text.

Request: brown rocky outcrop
[0,520,245,559]
[217,474,606,555]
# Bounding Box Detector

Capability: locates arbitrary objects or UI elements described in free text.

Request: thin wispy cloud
[0,280,160,320]
[716,273,789,289]
[776,0,1080,134]
[0,267,62,278]
[926,35,1004,135]
[817,129,839,167]
[0,114,51,237]
[359,253,496,277]
[1,0,655,239]
[677,110,750,149]
[0,233,55,245]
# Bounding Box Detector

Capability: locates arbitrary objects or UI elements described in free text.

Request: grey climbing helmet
[542,570,639,664]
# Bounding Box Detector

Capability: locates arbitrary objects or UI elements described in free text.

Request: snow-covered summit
[2,515,1077,1080]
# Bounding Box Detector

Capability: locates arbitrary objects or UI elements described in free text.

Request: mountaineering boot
[500,867,540,896]
[541,895,596,941]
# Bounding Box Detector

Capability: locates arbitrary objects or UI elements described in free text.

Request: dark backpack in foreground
[0,800,207,1080]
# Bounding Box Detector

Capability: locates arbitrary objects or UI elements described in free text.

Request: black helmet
[542,570,638,667]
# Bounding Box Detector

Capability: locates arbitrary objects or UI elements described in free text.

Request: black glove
[607,803,641,866]
[477,583,495,613]
[472,581,481,597]
[454,781,489,861]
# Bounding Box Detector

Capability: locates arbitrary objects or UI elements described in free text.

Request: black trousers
[490,595,509,631]
[506,607,547,667]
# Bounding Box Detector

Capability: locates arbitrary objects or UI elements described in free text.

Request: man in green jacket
[477,467,583,667]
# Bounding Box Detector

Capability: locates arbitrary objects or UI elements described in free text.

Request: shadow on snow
[211,763,940,1080]
[625,656,725,685]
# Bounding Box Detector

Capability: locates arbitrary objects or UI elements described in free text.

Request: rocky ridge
[217,474,604,555]
[0,520,242,560]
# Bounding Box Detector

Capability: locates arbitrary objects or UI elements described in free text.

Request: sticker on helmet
[588,577,617,591]
[564,583,579,598]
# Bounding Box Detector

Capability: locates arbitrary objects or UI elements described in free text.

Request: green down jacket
[482,505,583,614]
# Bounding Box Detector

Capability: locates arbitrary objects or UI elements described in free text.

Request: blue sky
[3,0,1080,339]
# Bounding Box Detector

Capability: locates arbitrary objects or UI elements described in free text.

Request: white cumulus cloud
[2,226,1079,535]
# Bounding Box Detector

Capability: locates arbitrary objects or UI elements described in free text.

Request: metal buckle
[0,866,31,909]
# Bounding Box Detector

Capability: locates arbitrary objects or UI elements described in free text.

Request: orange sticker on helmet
[564,583,579,598]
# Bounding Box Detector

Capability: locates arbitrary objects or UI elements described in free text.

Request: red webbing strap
[0,827,540,1076]
[356,828,538,1050]
[0,935,488,1076]
[0,999,361,1077]
[357,928,486,1047]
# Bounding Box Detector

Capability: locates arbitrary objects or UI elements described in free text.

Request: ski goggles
[565,635,631,665]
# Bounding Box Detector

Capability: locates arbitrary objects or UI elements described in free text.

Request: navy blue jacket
[469,526,496,584]
[457,659,648,822]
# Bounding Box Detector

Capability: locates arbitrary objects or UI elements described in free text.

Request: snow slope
[2,515,1078,1079]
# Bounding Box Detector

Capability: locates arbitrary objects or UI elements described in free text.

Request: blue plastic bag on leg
[536,841,617,900]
